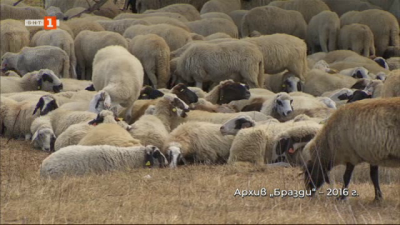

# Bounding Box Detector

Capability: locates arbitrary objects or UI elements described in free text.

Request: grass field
[1,137,400,224]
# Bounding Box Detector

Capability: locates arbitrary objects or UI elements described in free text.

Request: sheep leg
[145,69,158,89]
[337,163,354,200]
[370,165,383,201]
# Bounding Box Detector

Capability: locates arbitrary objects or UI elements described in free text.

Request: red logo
[44,16,57,30]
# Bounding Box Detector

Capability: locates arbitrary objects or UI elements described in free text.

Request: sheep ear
[41,73,53,83]
[31,131,39,143]
[33,98,44,115]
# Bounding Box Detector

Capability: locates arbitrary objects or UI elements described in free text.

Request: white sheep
[40,145,168,179]
[185,18,239,38]
[144,3,201,21]
[0,19,30,58]
[92,45,144,121]
[381,70,400,98]
[306,10,340,53]
[63,18,105,38]
[338,23,375,57]
[97,18,151,35]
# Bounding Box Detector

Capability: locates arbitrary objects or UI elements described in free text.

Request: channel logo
[25,16,59,30]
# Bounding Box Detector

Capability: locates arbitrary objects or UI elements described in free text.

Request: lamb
[145,3,201,21]
[338,24,375,57]
[306,11,340,53]
[30,29,77,79]
[0,69,63,94]
[128,34,170,89]
[164,122,236,168]
[340,9,400,56]
[381,70,400,97]
[174,40,264,89]
[0,19,30,58]
[1,46,70,78]
[40,145,168,179]
[269,0,330,23]
[92,45,143,121]
[0,4,47,20]
[264,72,303,93]
[63,18,105,38]
[129,93,190,150]
[97,19,151,35]
[0,95,59,140]
[123,24,194,51]
[303,97,400,201]
[74,30,128,80]
[244,34,308,82]
[185,18,239,38]
[135,0,209,14]
[200,0,241,14]
[241,6,307,39]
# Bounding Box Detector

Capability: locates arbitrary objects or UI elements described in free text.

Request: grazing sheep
[165,122,235,167]
[129,93,190,150]
[269,0,330,23]
[135,0,209,13]
[123,24,193,51]
[200,0,241,14]
[1,46,70,78]
[74,30,128,80]
[185,18,239,38]
[381,70,400,97]
[175,40,264,89]
[40,145,167,179]
[264,72,303,93]
[0,4,47,20]
[92,45,143,121]
[97,19,151,35]
[128,34,170,89]
[0,19,30,58]
[306,11,340,53]
[0,69,63,94]
[303,97,400,201]
[241,6,307,39]
[244,34,308,81]
[340,9,400,56]
[145,3,201,21]
[338,24,375,57]
[30,29,77,79]
[63,18,105,38]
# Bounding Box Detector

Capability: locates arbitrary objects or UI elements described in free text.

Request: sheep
[40,145,167,179]
[174,40,264,89]
[0,19,30,58]
[200,0,241,14]
[0,69,63,94]
[138,86,164,100]
[74,30,128,80]
[164,122,236,167]
[145,3,201,21]
[228,10,248,36]
[307,53,328,69]
[0,95,59,140]
[26,22,74,40]
[340,9,400,56]
[202,80,250,105]
[92,45,143,121]
[321,0,381,16]
[123,24,194,51]
[63,18,105,38]
[185,18,239,38]
[264,72,303,93]
[1,70,20,77]
[1,46,70,78]
[0,4,47,20]
[302,97,400,201]
[381,70,400,98]
[192,98,238,113]
[46,6,65,20]
[97,19,151,35]
[269,0,330,23]
[260,92,294,120]
[329,61,389,75]
[114,12,188,22]
[201,12,234,22]
[373,57,389,70]
[128,16,191,31]
[306,11,340,53]
[386,57,400,70]
[205,32,233,41]
[135,0,209,13]
[80,14,113,21]
[338,66,370,79]
[128,34,170,89]
[60,79,92,92]
[129,93,190,150]
[316,97,337,109]
[338,24,375,57]
[244,34,308,81]
[240,6,307,39]
[30,29,77,79]
[63,7,86,18]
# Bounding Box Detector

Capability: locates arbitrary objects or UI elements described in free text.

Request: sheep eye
[277,100,282,106]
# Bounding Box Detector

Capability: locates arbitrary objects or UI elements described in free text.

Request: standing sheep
[303,97,400,201]
[74,30,128,80]
[46,6,65,20]
[0,19,30,59]
[185,18,239,38]
[92,45,144,121]
[200,0,241,14]
[31,29,77,79]
[306,11,340,53]
[268,0,330,23]
[97,19,151,35]
[241,6,307,39]
[338,24,376,57]
[128,34,170,89]
[144,4,201,21]
[1,46,70,78]
[63,18,105,38]
[340,9,400,56]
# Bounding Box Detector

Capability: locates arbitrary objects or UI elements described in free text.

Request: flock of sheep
[1,0,400,202]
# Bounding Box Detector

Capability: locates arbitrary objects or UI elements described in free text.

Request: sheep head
[281,73,303,93]
[32,127,56,152]
[33,95,59,116]
[163,93,190,118]
[274,93,293,117]
[215,80,250,104]
[171,83,198,104]
[220,115,255,136]
[166,143,186,168]
[89,91,112,114]
[36,69,63,93]
[139,86,164,100]
[144,145,168,168]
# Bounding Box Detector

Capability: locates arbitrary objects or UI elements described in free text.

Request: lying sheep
[40,145,167,179]
[63,18,105,38]
[260,92,294,120]
[306,11,340,53]
[175,40,264,89]
[74,30,128,80]
[1,46,70,78]
[303,97,400,201]
[264,72,303,93]
[1,69,63,94]
[0,19,30,58]
[0,4,47,20]
[128,34,170,89]
[92,45,143,121]
[145,3,201,21]
[31,29,77,79]
[185,18,238,38]
[381,70,400,97]
[138,86,165,100]
[339,67,370,79]
[241,6,307,39]
[340,9,400,56]
[201,79,251,105]
[338,23,375,57]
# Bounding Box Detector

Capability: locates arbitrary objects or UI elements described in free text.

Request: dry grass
[1,137,400,224]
